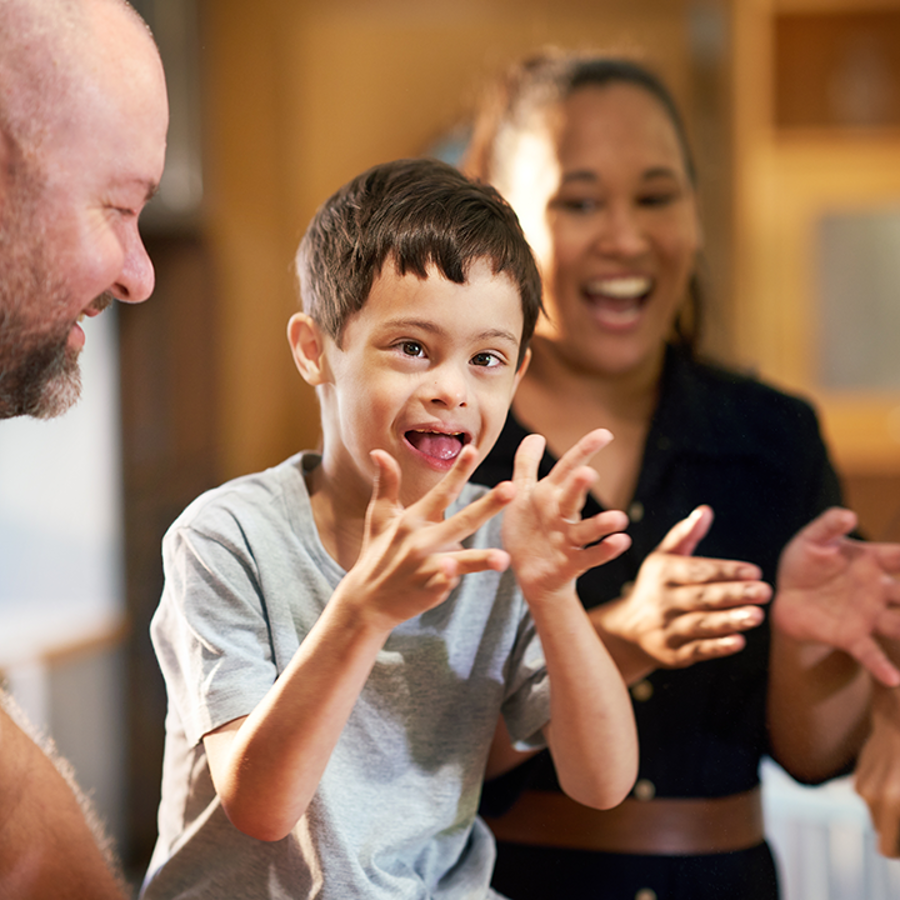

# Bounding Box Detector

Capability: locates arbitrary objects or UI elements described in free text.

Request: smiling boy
[142,159,637,900]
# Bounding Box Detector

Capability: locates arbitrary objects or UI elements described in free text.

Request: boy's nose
[428,367,468,408]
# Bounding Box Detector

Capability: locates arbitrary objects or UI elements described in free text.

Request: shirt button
[628,501,644,522]
[634,778,656,801]
[635,890,657,900]
[631,679,654,702]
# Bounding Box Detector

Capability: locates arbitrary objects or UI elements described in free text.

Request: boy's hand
[340,446,515,631]
[773,508,900,687]
[502,429,631,601]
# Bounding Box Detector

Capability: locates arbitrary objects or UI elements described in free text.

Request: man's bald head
[0,0,151,158]
[0,0,168,418]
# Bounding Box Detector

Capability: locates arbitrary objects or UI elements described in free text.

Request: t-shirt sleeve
[151,517,279,748]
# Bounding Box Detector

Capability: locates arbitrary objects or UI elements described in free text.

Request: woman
[464,52,877,900]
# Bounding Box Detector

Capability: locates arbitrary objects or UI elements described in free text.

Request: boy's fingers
[545,428,614,486]
[446,548,511,576]
[573,531,632,571]
[556,466,598,523]
[366,450,402,528]
[511,433,547,487]
[435,480,516,545]
[415,445,482,519]
[567,510,630,549]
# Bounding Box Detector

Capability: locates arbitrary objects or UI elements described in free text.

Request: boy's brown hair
[295,157,542,364]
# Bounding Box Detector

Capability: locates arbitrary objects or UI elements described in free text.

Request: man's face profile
[0,0,168,419]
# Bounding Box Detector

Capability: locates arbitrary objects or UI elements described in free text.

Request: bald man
[0,0,167,895]
[0,0,167,418]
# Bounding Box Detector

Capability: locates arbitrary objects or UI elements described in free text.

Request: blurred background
[3,0,900,895]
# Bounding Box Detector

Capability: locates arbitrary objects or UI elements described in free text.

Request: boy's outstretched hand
[342,446,515,631]
[502,429,631,601]
[773,507,900,687]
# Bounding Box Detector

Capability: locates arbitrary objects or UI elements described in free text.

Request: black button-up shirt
[476,345,842,803]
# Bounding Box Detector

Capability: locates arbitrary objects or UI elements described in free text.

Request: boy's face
[297,257,527,508]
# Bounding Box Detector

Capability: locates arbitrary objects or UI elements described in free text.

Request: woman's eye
[639,191,679,208]
[399,341,425,357]
[471,352,501,368]
[553,196,599,214]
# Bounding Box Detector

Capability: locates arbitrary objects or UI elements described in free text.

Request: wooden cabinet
[733,0,900,535]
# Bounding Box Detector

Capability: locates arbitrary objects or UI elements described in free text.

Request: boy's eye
[399,340,426,358]
[471,352,502,368]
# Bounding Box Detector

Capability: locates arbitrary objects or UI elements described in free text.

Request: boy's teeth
[587,276,652,299]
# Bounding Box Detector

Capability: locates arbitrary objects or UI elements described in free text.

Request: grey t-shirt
[142,452,550,900]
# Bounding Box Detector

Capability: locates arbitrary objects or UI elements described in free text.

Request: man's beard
[0,324,82,419]
[0,174,91,419]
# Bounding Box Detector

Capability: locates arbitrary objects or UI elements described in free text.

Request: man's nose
[111,230,156,303]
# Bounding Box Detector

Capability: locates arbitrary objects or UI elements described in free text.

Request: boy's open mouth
[405,430,470,461]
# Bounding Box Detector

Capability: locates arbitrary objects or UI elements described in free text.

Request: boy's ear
[512,347,532,395]
[287,313,330,386]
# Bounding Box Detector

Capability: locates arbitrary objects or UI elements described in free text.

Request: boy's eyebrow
[381,317,520,346]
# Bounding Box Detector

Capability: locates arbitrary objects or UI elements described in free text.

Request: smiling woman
[465,51,860,900]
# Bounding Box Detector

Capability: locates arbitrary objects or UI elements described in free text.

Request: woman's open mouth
[583,276,653,329]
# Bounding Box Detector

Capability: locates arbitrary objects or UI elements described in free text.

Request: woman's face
[502,82,701,380]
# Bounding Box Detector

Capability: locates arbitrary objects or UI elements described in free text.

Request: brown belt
[483,787,764,856]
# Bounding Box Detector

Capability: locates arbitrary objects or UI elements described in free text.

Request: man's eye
[471,352,501,368]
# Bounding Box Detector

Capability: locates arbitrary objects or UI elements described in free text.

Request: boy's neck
[304,459,368,571]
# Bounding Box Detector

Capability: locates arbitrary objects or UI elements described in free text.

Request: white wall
[0,308,127,849]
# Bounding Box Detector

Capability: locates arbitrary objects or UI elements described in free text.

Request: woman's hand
[591,506,771,684]
[855,674,900,858]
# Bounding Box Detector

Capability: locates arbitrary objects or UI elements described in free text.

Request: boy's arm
[203,447,514,842]
[501,430,638,810]
[768,508,900,783]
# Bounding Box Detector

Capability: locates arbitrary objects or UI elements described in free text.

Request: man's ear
[512,346,532,395]
[287,313,330,386]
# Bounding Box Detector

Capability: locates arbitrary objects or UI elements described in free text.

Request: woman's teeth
[586,276,653,299]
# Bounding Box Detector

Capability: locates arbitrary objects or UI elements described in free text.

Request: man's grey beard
[0,326,83,419]
[0,169,92,420]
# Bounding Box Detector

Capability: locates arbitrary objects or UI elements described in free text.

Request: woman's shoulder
[675,352,820,427]
[661,350,827,467]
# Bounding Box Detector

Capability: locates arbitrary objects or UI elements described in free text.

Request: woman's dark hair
[463,50,704,356]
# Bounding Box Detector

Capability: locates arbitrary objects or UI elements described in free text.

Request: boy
[142,158,638,899]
